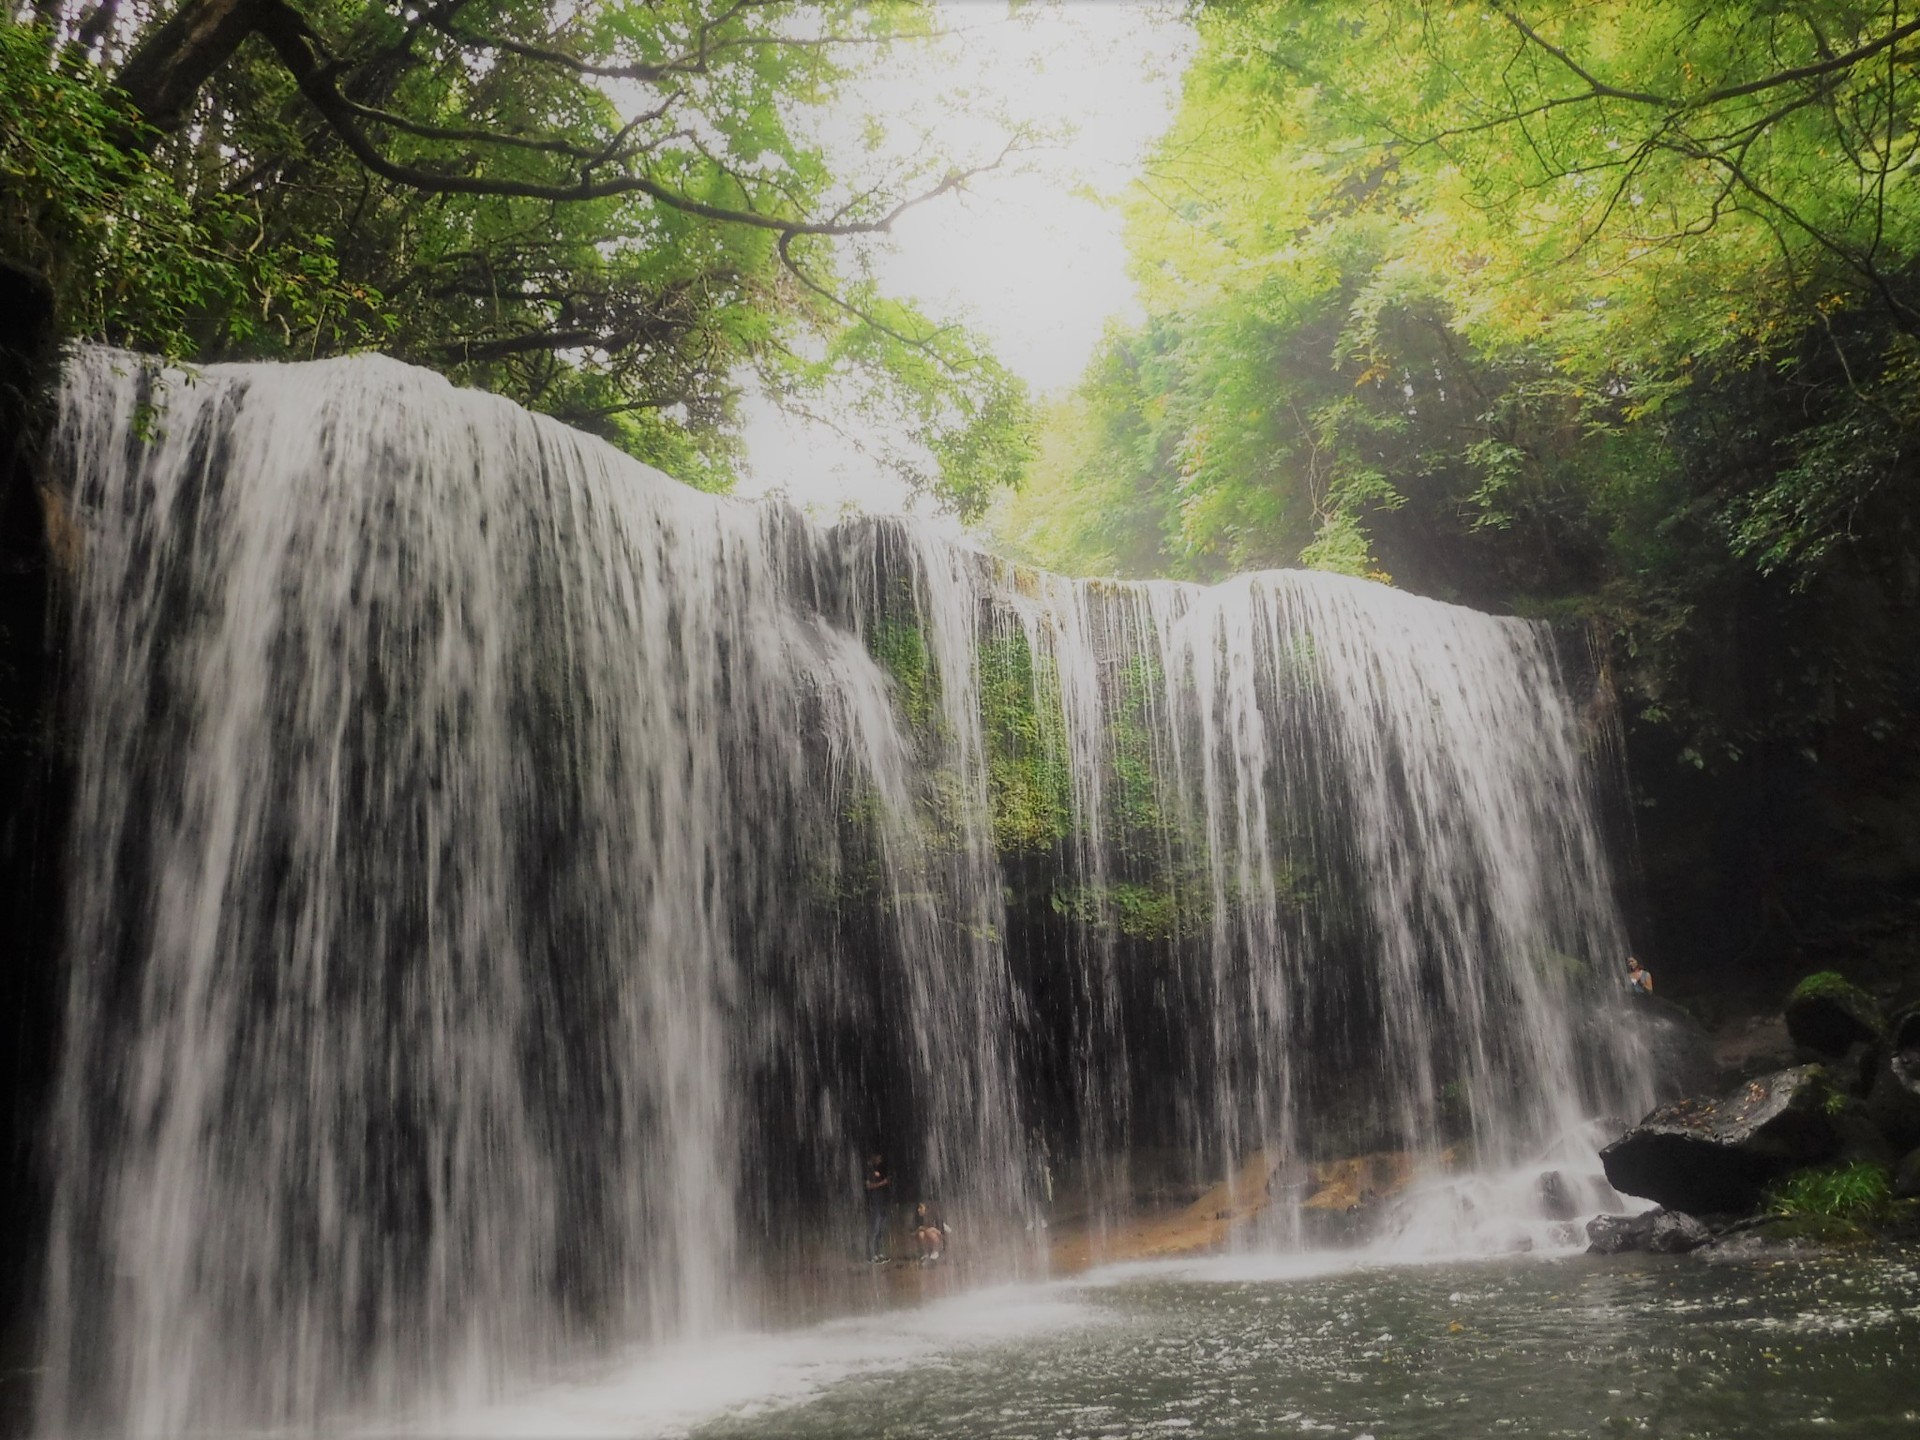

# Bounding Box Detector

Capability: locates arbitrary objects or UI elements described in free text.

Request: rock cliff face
[0,261,62,1439]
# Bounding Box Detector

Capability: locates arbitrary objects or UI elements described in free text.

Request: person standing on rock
[1626,956,1654,997]
[864,1152,892,1262]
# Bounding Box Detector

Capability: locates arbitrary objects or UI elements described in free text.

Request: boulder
[1863,1006,1920,1150]
[1585,1208,1713,1255]
[1830,1098,1900,1168]
[1827,1113,1904,1167]
[1600,1065,1840,1214]
[1536,1170,1581,1221]
[1584,1213,1640,1253]
[1643,1209,1714,1254]
[1785,973,1885,1059]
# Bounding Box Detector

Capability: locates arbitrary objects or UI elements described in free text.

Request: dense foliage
[997,1,1920,589]
[3,0,1029,506]
[0,19,362,356]
[989,0,1920,986]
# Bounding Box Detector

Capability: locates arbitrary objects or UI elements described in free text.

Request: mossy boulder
[1600,1065,1841,1214]
[1784,972,1885,1060]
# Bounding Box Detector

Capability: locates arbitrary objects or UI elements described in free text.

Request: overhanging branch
[246,0,1005,242]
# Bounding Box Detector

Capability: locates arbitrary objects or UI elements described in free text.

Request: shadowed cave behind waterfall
[36,347,1648,1433]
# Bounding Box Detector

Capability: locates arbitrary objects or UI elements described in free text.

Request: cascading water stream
[37,348,1649,1435]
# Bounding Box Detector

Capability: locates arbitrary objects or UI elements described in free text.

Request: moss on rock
[1785,971,1885,1059]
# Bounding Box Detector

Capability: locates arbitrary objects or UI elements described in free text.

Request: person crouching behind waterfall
[914,1200,948,1265]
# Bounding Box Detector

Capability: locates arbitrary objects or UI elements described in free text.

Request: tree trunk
[113,0,264,136]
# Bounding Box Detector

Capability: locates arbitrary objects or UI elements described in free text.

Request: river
[434,1246,1920,1440]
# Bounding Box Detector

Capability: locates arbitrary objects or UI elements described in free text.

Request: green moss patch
[1791,971,1862,1004]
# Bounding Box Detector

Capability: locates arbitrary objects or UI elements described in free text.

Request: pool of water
[435,1247,1920,1440]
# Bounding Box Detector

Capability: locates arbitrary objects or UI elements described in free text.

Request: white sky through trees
[735,0,1194,520]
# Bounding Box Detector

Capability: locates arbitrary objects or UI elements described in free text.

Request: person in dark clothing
[864,1153,891,1262]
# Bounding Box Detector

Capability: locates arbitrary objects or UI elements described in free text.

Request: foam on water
[415,1284,1101,1439]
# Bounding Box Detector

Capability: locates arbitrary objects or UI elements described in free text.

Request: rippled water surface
[676,1250,1920,1440]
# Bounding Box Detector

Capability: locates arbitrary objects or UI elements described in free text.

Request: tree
[4,0,1031,509]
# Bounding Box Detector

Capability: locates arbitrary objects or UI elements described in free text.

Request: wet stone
[1585,1208,1712,1255]
[1600,1065,1840,1213]
[1536,1170,1581,1221]
[1623,997,1721,1102]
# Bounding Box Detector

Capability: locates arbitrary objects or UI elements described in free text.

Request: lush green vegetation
[977,624,1072,856]
[1004,4,1920,564]
[0,19,363,357]
[1766,1161,1895,1221]
[3,0,1029,508]
[996,1,1920,630]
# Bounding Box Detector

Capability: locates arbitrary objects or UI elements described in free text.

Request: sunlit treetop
[987,0,1920,583]
[1157,0,1920,373]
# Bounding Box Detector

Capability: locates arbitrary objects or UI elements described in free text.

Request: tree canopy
[3,0,1030,507]
[993,0,1919,718]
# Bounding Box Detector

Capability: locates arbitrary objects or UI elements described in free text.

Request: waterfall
[38,348,1647,1434]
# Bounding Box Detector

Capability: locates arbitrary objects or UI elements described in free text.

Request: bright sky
[733,1,1194,520]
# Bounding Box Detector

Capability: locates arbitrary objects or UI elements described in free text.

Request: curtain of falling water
[40,351,1035,1434]
[1011,576,1650,1231]
[40,348,1645,1435]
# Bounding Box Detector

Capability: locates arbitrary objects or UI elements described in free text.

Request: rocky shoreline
[1585,975,1920,1255]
